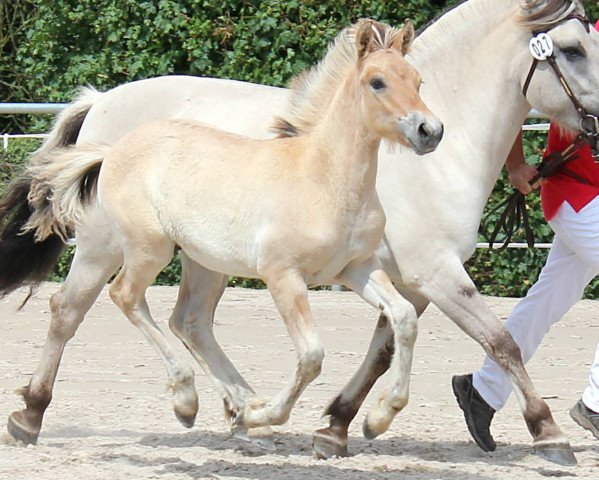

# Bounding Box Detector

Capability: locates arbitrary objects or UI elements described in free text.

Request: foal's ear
[356,20,375,59]
[391,19,414,55]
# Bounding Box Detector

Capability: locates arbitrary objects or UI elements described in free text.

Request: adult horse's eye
[370,78,386,91]
[562,46,586,59]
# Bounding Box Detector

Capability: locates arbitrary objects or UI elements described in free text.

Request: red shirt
[540,124,599,220]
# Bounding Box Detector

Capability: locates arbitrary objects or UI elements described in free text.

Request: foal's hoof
[173,389,198,428]
[313,427,348,459]
[362,420,379,441]
[232,426,276,452]
[7,412,40,445]
[174,410,197,429]
[533,442,577,466]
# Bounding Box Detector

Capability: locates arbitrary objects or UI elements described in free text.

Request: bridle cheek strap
[522,58,539,99]
[522,55,586,116]
[521,15,599,158]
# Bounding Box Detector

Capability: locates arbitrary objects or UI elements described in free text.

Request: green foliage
[0,138,40,193]
[13,0,456,103]
[1,0,599,295]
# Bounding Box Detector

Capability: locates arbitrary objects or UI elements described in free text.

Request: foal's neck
[306,76,381,200]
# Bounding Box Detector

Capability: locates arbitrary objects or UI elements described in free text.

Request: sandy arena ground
[1,283,599,479]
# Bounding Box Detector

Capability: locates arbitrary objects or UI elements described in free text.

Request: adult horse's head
[518,0,599,135]
[353,19,444,155]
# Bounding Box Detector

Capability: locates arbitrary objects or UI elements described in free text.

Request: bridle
[522,12,599,159]
[481,10,599,249]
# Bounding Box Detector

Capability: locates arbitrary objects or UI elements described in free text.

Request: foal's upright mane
[273,19,404,138]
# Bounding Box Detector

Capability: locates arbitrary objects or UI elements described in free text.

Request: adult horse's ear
[356,20,375,59]
[392,19,415,55]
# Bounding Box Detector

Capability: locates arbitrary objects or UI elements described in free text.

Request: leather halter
[481,12,599,250]
[522,13,599,159]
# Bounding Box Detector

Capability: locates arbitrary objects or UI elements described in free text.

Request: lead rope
[480,134,591,250]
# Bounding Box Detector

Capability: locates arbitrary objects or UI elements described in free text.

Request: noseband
[522,13,599,158]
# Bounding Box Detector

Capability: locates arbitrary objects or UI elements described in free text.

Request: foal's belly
[162,196,386,283]
[167,221,264,279]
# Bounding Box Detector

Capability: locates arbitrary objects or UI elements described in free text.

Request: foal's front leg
[313,284,429,459]
[335,256,419,439]
[234,270,324,429]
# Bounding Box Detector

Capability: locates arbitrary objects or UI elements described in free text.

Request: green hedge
[2,0,599,296]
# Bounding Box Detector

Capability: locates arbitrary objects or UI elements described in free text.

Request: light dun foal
[19,19,442,443]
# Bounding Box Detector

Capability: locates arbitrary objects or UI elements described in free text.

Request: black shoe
[570,399,599,440]
[452,373,497,452]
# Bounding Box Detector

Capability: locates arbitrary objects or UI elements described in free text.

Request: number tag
[529,33,554,60]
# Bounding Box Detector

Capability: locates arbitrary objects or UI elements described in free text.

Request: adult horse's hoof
[533,443,577,466]
[232,426,276,451]
[7,411,40,445]
[313,427,348,459]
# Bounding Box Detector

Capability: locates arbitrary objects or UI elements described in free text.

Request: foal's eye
[562,46,586,59]
[370,78,386,91]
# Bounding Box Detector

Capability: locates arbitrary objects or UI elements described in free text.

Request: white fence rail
[1,103,554,250]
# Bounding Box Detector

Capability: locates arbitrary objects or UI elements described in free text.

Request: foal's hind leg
[170,252,275,449]
[313,286,429,459]
[8,222,123,444]
[108,240,199,428]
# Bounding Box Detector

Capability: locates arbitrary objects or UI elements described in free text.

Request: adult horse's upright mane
[410,0,584,69]
[518,0,584,31]
[273,19,406,137]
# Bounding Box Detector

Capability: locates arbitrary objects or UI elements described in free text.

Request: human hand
[507,163,545,194]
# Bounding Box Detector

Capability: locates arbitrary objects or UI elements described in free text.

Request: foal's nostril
[418,122,432,139]
[418,122,444,142]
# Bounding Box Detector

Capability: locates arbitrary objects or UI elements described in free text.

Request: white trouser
[473,197,599,412]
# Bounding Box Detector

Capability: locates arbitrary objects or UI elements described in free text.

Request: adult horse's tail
[0,87,101,298]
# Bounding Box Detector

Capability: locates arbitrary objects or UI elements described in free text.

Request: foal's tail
[0,87,101,298]
[25,144,108,240]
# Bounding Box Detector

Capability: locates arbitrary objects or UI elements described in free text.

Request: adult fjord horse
[2,0,599,466]
[3,19,444,448]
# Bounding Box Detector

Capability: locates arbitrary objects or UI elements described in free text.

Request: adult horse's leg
[315,256,575,465]
[233,270,324,429]
[313,286,428,459]
[413,257,575,465]
[7,219,122,443]
[169,252,275,449]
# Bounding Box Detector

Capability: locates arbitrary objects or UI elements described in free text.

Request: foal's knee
[300,343,325,382]
[388,303,418,346]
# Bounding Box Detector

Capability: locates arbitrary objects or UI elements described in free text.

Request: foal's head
[352,19,443,155]
[274,19,443,155]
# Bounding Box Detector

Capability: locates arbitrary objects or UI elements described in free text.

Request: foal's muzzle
[399,112,444,155]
